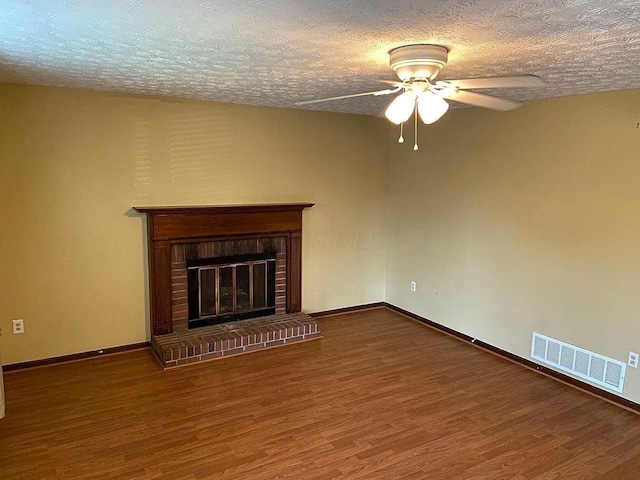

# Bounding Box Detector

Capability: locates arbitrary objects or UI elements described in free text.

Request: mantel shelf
[133,203,314,216]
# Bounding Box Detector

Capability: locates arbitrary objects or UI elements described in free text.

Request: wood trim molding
[308,302,386,318]
[382,303,640,415]
[133,204,314,335]
[134,204,314,241]
[3,342,150,372]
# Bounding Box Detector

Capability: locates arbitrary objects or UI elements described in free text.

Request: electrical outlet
[628,351,638,369]
[12,319,24,334]
[410,281,417,292]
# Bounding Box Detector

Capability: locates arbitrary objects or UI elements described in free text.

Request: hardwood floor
[1,307,639,479]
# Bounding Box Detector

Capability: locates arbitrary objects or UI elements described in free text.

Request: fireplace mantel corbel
[133,203,314,336]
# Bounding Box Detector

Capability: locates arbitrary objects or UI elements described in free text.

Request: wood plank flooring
[1,307,639,479]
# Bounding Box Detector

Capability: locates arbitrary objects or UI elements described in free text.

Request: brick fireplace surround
[134,204,320,368]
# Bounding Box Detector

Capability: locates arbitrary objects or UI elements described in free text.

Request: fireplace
[133,204,313,336]
[133,203,319,368]
[187,252,277,328]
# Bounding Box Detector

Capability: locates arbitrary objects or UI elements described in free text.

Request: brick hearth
[151,312,322,369]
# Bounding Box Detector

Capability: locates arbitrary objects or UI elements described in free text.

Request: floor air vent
[531,332,626,393]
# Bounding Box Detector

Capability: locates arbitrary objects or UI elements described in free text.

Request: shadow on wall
[130,108,234,207]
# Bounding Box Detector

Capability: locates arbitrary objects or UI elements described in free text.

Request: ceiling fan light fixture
[389,44,449,81]
[294,43,544,152]
[417,93,449,124]
[384,91,417,124]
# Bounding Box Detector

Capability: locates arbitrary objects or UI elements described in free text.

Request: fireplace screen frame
[187,252,277,328]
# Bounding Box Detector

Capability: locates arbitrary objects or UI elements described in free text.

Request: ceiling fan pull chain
[398,122,405,143]
[413,101,419,151]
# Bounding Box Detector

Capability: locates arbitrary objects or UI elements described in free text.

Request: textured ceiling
[0,0,638,116]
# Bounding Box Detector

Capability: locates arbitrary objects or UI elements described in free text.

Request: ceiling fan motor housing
[389,44,449,81]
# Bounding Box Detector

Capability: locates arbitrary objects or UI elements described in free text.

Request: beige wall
[0,83,389,364]
[385,88,640,402]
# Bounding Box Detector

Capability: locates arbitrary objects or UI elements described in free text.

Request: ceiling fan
[295,45,545,150]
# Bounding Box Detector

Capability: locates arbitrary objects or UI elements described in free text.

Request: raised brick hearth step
[151,313,322,369]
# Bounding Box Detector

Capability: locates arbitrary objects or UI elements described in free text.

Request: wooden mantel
[134,204,314,336]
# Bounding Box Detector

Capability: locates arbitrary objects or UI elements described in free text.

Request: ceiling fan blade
[442,75,545,90]
[295,87,401,106]
[378,79,406,87]
[446,90,522,111]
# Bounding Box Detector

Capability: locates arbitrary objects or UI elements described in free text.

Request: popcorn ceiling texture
[0,0,638,115]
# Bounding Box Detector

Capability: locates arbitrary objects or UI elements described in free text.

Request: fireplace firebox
[187,252,277,328]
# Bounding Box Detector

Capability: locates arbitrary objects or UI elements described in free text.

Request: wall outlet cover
[628,351,638,369]
[12,319,25,334]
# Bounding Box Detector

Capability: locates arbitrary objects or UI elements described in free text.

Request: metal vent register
[531,332,626,393]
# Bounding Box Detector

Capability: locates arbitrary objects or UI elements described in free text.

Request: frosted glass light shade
[384,91,417,124]
[417,93,449,124]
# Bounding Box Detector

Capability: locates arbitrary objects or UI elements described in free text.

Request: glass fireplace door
[188,254,276,327]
